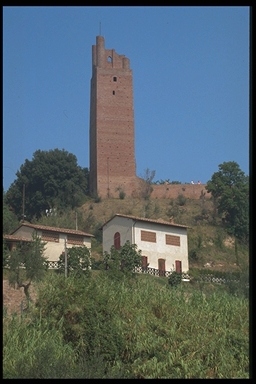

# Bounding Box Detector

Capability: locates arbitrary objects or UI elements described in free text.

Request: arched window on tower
[114,232,121,250]
[108,56,112,63]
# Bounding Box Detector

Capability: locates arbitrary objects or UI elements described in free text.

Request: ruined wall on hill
[151,184,210,199]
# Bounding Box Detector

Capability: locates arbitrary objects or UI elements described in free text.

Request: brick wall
[151,183,210,199]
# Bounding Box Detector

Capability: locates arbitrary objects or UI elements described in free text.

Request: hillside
[80,194,248,273]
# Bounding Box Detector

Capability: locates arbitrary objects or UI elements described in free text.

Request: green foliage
[188,248,200,262]
[153,201,161,215]
[5,149,89,220]
[206,161,249,243]
[3,273,249,378]
[92,222,103,243]
[3,190,19,234]
[214,229,224,249]
[3,314,78,378]
[116,186,126,200]
[57,246,91,277]
[144,200,152,218]
[140,168,156,199]
[34,274,125,366]
[3,241,10,268]
[103,241,142,277]
[93,194,102,203]
[6,234,48,302]
[177,194,187,206]
[168,271,182,287]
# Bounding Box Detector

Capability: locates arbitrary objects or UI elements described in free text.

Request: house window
[42,230,59,242]
[165,234,180,246]
[67,234,84,245]
[141,230,156,243]
[141,255,148,271]
[114,232,121,250]
[113,76,117,81]
[175,260,182,274]
[158,258,166,277]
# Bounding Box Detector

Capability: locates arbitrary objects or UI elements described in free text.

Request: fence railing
[44,263,241,285]
[47,261,59,269]
[196,274,239,285]
[133,267,242,285]
[134,266,190,280]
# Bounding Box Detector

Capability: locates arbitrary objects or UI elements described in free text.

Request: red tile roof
[3,234,32,242]
[10,222,94,237]
[100,214,188,229]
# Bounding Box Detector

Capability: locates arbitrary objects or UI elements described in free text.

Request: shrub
[168,271,182,287]
[177,194,187,206]
[119,190,126,200]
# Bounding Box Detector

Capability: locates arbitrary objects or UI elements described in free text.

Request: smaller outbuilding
[4,222,94,268]
[100,214,189,274]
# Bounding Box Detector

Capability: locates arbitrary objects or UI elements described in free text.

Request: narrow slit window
[113,91,115,95]
[113,76,117,82]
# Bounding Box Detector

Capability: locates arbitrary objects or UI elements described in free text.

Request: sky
[3,6,250,192]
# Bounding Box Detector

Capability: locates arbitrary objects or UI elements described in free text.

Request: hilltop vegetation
[4,150,248,269]
[23,193,247,272]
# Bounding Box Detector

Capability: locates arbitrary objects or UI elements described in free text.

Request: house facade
[4,223,94,268]
[101,214,189,274]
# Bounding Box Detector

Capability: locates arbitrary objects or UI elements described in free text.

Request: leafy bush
[177,194,187,206]
[103,241,142,277]
[119,190,126,199]
[94,194,101,203]
[57,246,91,277]
[168,271,182,287]
[3,273,249,378]
[189,248,200,262]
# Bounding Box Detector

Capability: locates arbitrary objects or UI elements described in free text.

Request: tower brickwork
[89,36,139,198]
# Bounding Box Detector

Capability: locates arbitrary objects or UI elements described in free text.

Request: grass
[3,271,248,379]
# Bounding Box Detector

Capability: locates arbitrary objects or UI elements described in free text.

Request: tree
[103,241,142,276]
[5,149,89,221]
[57,246,91,277]
[6,234,48,303]
[140,168,156,199]
[206,161,249,243]
[3,189,19,234]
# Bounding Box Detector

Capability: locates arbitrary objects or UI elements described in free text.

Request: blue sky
[3,6,250,191]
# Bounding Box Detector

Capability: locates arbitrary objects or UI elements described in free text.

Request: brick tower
[89,36,139,198]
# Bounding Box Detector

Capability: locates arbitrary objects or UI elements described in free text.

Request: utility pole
[64,237,68,278]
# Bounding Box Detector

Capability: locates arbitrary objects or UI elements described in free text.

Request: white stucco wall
[102,216,189,273]
[12,227,92,263]
[42,233,92,262]
[102,216,133,253]
[133,222,188,272]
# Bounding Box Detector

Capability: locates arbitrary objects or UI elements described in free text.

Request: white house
[100,214,189,274]
[4,222,94,268]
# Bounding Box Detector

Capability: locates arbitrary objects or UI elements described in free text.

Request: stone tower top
[92,35,130,70]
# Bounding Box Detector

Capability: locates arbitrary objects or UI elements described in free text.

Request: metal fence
[134,266,190,280]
